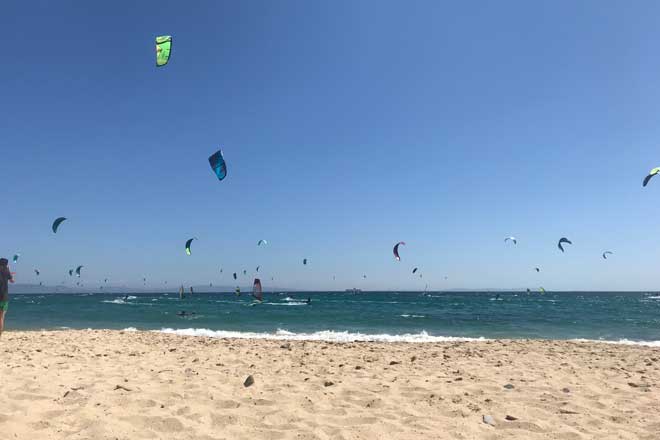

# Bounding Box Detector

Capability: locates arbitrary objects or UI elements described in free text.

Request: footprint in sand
[215,400,241,409]
[125,416,185,433]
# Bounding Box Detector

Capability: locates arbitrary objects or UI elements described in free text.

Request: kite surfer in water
[0,258,14,339]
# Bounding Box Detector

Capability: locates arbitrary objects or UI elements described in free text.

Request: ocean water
[6,291,660,345]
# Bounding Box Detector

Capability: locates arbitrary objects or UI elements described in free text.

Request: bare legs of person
[0,310,5,339]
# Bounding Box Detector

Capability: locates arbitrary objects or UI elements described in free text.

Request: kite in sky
[208,150,227,181]
[156,36,172,67]
[393,242,405,261]
[185,238,196,255]
[557,237,572,252]
[643,167,660,187]
[52,217,67,233]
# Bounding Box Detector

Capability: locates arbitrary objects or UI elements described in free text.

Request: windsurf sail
[252,278,263,302]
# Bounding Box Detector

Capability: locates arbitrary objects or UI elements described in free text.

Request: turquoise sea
[7,291,660,345]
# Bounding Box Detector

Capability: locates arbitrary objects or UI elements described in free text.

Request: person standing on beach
[0,258,14,339]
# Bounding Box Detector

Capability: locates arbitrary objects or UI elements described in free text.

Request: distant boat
[345,288,362,293]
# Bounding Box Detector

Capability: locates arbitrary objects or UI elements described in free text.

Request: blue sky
[2,0,660,291]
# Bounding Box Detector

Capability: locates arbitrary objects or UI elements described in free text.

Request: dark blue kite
[208,149,227,181]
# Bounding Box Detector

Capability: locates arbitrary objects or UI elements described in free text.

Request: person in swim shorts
[0,258,14,339]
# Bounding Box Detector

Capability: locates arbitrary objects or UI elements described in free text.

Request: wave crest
[156,328,486,343]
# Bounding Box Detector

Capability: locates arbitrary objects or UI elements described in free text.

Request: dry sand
[0,330,658,439]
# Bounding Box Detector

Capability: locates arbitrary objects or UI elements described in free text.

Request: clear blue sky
[2,1,660,291]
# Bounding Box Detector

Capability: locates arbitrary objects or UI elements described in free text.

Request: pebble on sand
[483,415,496,426]
[243,375,254,387]
[503,384,515,389]
[505,415,518,421]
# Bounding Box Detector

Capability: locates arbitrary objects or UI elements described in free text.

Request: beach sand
[0,330,658,439]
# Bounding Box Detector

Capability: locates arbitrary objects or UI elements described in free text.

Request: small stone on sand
[483,415,496,426]
[243,375,254,387]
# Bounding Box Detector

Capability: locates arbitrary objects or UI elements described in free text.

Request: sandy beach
[0,330,658,439]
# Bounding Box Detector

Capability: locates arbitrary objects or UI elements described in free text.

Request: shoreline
[2,330,659,439]
[5,327,660,347]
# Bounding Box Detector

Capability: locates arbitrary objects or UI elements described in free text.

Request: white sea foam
[264,301,307,306]
[102,299,126,304]
[145,328,660,346]
[569,338,660,347]
[102,297,149,305]
[400,314,425,318]
[645,295,660,299]
[156,328,486,343]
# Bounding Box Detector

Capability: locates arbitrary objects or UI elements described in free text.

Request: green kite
[156,36,172,67]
